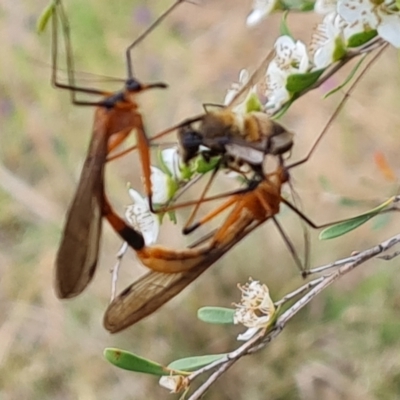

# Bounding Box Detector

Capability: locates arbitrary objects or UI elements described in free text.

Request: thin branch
[186,232,400,398]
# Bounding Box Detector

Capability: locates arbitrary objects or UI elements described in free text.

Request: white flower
[126,188,159,245]
[159,375,188,393]
[246,0,280,27]
[338,0,400,48]
[274,36,309,73]
[311,13,347,69]
[264,36,310,112]
[265,61,291,112]
[160,148,183,181]
[234,279,276,341]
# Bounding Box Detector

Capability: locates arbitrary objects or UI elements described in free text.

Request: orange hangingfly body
[102,46,386,333]
[50,0,186,298]
[103,161,289,333]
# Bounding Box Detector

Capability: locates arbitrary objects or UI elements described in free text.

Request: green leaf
[300,0,315,11]
[286,69,325,94]
[167,210,177,224]
[245,92,263,113]
[36,2,55,34]
[271,97,295,119]
[180,163,194,180]
[324,54,366,98]
[332,37,347,62]
[168,354,227,372]
[104,348,171,376]
[281,0,314,11]
[347,30,378,48]
[197,307,235,324]
[319,197,395,240]
[167,176,179,200]
[280,12,292,38]
[194,156,220,174]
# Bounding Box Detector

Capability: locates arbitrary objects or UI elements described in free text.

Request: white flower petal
[159,375,188,393]
[234,279,276,330]
[161,148,183,180]
[150,166,170,204]
[311,13,346,69]
[247,8,269,27]
[274,36,309,73]
[125,189,159,245]
[378,13,400,48]
[337,0,378,27]
[296,41,310,72]
[237,327,260,341]
[342,18,366,40]
[128,187,148,206]
[246,0,277,27]
[338,0,400,47]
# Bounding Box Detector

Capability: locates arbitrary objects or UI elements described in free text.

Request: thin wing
[55,119,108,299]
[226,49,275,109]
[104,220,263,333]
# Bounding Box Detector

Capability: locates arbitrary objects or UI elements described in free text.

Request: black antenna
[125,0,186,79]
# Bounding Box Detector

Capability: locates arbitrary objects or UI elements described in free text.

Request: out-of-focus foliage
[1,0,400,399]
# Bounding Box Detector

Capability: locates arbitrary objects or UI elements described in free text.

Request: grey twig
[186,232,400,399]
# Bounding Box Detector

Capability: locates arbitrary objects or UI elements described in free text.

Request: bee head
[178,125,204,164]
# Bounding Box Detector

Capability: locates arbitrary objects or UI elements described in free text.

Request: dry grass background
[1,0,400,399]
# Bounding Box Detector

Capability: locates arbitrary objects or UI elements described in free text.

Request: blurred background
[1,0,400,398]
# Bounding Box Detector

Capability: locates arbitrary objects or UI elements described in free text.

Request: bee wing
[226,48,275,109]
[55,118,108,299]
[104,221,262,333]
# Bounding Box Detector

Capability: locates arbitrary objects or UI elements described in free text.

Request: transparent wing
[55,116,107,299]
[104,220,263,333]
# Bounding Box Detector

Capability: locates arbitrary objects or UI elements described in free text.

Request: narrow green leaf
[197,307,235,324]
[167,177,179,200]
[104,348,170,376]
[271,97,295,119]
[281,0,314,11]
[324,54,366,98]
[168,354,227,372]
[279,12,292,38]
[167,210,177,224]
[286,69,324,94]
[194,156,220,174]
[319,197,394,240]
[332,37,347,62]
[347,30,378,48]
[36,2,55,34]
